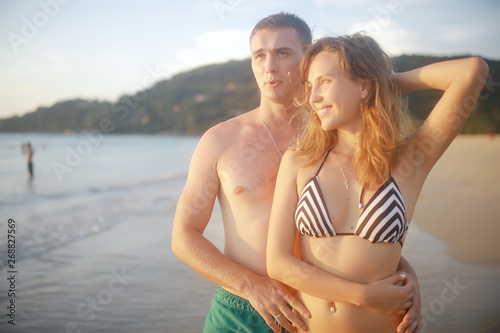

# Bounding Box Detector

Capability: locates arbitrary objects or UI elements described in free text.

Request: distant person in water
[23,142,34,180]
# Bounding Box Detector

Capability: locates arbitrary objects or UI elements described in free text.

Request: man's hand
[362,273,414,314]
[244,276,310,333]
[397,270,422,333]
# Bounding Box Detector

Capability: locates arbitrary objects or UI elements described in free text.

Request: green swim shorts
[203,286,280,333]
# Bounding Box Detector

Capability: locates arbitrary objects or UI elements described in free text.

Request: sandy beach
[412,135,500,268]
[400,134,500,332]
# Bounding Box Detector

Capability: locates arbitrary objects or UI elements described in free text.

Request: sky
[0,0,499,119]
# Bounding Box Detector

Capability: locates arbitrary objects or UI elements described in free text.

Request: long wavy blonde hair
[292,34,412,189]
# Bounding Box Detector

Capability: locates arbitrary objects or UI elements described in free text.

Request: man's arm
[172,126,246,289]
[171,126,308,333]
[172,125,267,295]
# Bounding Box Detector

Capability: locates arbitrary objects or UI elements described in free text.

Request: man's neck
[258,99,300,136]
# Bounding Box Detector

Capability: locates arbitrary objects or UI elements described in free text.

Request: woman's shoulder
[281,150,323,189]
[282,150,316,171]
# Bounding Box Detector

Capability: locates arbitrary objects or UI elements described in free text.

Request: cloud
[176,30,251,68]
[436,23,484,44]
[314,0,371,6]
[232,0,288,13]
[352,29,417,56]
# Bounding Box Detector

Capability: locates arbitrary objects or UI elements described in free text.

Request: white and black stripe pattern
[294,173,408,244]
[356,177,408,244]
[295,176,335,237]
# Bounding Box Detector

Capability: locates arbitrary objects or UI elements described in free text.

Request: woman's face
[307,51,365,133]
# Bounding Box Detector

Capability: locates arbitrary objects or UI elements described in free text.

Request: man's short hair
[250,12,312,51]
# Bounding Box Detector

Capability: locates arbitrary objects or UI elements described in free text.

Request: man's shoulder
[202,109,256,141]
[193,111,256,164]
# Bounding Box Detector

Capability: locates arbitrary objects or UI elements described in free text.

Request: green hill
[1,55,499,134]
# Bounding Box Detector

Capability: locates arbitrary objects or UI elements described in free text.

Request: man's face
[250,27,304,104]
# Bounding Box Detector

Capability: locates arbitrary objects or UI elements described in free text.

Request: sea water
[0,133,223,332]
[0,133,200,266]
[0,133,499,332]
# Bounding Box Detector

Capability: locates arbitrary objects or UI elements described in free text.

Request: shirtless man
[172,12,420,333]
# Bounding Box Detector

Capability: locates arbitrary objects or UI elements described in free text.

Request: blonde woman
[267,34,488,332]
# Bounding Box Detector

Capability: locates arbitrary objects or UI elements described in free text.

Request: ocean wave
[0,133,197,267]
[0,174,186,268]
[5,172,189,203]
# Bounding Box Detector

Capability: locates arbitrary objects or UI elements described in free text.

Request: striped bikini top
[295,151,408,245]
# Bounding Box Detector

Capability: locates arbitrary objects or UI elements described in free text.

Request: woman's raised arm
[396,57,489,175]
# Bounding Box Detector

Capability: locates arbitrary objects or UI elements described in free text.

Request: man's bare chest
[217,146,281,201]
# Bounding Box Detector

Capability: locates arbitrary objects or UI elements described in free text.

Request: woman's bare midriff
[297,235,404,332]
